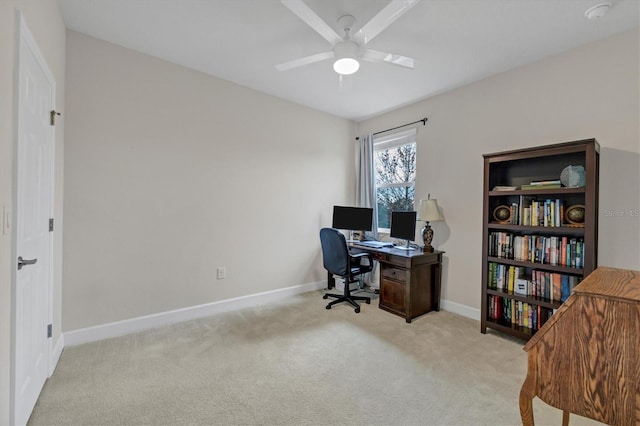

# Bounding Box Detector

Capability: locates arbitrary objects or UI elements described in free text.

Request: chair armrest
[350,252,373,266]
[351,252,371,259]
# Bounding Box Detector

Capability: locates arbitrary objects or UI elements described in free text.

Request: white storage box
[334,277,359,292]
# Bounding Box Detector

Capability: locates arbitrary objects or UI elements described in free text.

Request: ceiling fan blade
[354,0,420,45]
[281,0,343,46]
[275,51,335,71]
[361,49,414,69]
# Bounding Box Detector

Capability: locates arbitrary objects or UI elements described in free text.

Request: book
[515,278,529,295]
[496,264,504,291]
[508,266,515,293]
[561,275,570,302]
[552,273,562,301]
[492,185,517,191]
[529,179,561,186]
[520,183,562,190]
[518,195,537,226]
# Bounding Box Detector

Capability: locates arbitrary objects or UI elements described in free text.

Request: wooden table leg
[562,410,570,426]
[519,374,536,426]
[434,254,442,311]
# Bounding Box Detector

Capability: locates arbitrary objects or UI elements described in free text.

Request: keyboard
[355,240,394,248]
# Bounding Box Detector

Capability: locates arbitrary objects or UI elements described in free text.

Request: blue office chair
[319,228,372,313]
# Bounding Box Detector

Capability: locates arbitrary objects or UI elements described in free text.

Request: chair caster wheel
[366,299,371,304]
[355,307,360,313]
[326,305,331,310]
[323,294,328,299]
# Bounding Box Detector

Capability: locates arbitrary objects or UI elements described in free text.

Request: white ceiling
[58,0,639,121]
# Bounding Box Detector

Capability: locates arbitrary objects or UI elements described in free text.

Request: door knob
[17,256,37,270]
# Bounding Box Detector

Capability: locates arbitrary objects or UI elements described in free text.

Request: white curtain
[356,134,379,286]
[355,134,378,239]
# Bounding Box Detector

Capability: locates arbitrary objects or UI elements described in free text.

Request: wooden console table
[329,245,444,323]
[519,267,640,425]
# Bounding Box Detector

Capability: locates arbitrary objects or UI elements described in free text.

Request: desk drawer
[381,266,408,283]
[380,278,405,313]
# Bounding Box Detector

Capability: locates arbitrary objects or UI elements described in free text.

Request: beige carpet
[28,290,603,425]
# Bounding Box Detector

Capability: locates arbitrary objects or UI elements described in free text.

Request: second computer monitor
[390,211,417,250]
[332,206,373,232]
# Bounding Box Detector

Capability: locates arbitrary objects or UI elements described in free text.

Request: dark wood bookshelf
[481,139,599,341]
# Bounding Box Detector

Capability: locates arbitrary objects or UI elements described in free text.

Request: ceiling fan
[276,0,419,75]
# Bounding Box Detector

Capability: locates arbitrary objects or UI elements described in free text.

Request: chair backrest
[319,228,349,277]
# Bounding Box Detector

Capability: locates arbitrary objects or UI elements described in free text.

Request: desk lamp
[417,196,444,252]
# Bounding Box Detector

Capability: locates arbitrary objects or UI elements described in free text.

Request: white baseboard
[440,299,480,321]
[49,334,64,376]
[64,280,325,347]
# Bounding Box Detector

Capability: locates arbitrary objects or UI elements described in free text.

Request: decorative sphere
[561,165,586,188]
[494,205,511,222]
[566,205,585,224]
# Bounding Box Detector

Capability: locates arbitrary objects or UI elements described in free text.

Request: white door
[14,14,55,426]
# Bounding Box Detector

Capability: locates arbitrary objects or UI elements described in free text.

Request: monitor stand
[395,239,415,251]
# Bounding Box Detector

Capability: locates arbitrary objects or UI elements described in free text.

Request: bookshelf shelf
[481,139,599,340]
[488,187,585,197]
[486,256,584,275]
[484,318,535,338]
[487,223,585,236]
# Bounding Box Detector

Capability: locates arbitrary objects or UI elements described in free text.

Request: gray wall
[63,31,356,331]
[358,29,640,314]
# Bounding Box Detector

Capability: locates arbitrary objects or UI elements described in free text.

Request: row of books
[487,262,582,302]
[488,232,585,268]
[488,295,555,331]
[501,196,567,227]
[530,269,582,302]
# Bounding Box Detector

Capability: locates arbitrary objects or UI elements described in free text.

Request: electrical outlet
[216,267,226,280]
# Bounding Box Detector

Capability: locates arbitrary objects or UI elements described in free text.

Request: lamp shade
[417,199,444,222]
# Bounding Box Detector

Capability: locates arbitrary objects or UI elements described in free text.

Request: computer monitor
[332,206,373,240]
[390,211,417,250]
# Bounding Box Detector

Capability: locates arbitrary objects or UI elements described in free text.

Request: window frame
[373,128,417,233]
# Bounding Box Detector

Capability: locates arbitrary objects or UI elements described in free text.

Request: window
[374,129,417,230]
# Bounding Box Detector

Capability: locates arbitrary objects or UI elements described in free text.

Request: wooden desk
[329,244,444,323]
[519,267,640,426]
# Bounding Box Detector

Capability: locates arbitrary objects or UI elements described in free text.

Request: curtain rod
[355,117,428,140]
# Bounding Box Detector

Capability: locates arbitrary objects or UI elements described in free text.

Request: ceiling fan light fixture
[333,58,359,75]
[333,40,360,75]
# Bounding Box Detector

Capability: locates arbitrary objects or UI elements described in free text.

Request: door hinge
[50,110,61,126]
[47,324,52,338]
[49,218,54,232]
